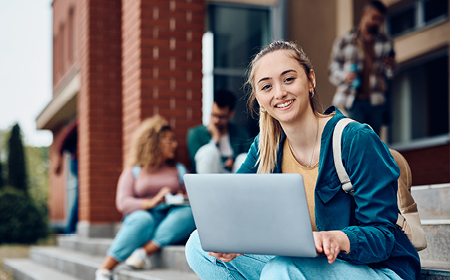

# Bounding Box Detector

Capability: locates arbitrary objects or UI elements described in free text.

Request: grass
[0,236,57,280]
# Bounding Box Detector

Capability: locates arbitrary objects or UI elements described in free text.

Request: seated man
[187,90,251,173]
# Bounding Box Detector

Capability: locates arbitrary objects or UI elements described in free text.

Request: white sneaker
[125,248,152,269]
[95,268,112,280]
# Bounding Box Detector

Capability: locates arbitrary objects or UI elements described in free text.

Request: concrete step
[57,234,112,257]
[4,256,199,280]
[56,235,192,273]
[3,258,82,280]
[419,221,450,263]
[27,246,199,280]
[412,184,450,220]
[421,260,450,280]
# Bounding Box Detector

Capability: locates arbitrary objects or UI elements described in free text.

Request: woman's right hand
[142,187,172,209]
[208,252,243,262]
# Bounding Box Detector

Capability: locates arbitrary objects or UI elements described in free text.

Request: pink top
[115,165,183,215]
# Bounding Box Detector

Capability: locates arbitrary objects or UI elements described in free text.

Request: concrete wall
[287,0,338,109]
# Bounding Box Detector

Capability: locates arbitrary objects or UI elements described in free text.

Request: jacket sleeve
[115,167,144,215]
[187,127,209,163]
[236,135,259,174]
[328,36,348,87]
[338,125,401,264]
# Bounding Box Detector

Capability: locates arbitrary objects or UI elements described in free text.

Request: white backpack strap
[332,118,357,196]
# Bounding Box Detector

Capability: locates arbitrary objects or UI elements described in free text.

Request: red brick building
[37,0,204,237]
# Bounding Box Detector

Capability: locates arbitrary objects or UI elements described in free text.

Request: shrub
[0,187,48,244]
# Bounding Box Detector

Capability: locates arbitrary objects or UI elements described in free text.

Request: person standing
[329,0,395,135]
[187,89,251,173]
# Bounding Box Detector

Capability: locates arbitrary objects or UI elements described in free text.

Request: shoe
[95,268,112,280]
[125,247,152,269]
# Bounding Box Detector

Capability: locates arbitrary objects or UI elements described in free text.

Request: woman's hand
[313,231,350,264]
[208,252,243,262]
[142,187,172,209]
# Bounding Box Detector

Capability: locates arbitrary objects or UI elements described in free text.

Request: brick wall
[122,0,204,168]
[402,144,450,186]
[77,0,123,224]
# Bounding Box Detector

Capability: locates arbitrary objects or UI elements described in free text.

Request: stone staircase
[3,184,450,280]
[3,235,199,280]
[412,184,450,279]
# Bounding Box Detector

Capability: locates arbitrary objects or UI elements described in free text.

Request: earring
[310,90,315,98]
[260,107,267,113]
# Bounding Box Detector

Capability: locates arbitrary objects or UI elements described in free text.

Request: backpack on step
[332,118,427,251]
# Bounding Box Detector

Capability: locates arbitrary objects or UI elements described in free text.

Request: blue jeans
[107,205,196,262]
[347,99,384,136]
[194,142,247,174]
[185,230,402,280]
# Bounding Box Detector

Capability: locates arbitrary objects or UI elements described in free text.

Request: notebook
[184,173,318,257]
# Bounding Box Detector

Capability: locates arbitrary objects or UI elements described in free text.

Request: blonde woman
[96,115,196,280]
[185,41,420,279]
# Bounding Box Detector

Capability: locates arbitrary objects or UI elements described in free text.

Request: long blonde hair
[126,115,175,169]
[246,41,322,174]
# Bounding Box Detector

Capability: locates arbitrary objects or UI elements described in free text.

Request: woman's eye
[261,84,271,91]
[285,77,294,83]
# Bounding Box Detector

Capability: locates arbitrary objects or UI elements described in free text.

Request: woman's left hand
[313,231,350,264]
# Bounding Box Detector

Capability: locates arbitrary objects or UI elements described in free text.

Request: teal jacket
[187,123,252,173]
[237,107,420,280]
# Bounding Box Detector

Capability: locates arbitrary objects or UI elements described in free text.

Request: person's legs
[346,99,368,124]
[260,256,402,280]
[185,230,274,280]
[232,153,248,173]
[151,206,196,247]
[105,210,157,264]
[367,104,384,136]
[195,142,227,174]
[348,100,385,136]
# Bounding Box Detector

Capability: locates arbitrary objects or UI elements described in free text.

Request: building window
[203,2,284,137]
[387,0,449,37]
[389,50,449,146]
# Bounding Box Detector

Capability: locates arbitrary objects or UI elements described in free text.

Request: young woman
[95,115,196,280]
[185,41,420,280]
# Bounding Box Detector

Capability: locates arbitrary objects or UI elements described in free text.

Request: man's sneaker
[125,247,152,269]
[95,268,112,280]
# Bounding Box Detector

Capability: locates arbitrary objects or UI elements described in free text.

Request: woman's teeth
[276,100,293,108]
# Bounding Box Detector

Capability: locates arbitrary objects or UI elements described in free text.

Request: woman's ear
[309,69,316,91]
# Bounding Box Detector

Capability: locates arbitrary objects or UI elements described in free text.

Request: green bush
[0,187,48,244]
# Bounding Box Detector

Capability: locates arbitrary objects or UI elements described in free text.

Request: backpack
[132,163,187,184]
[332,118,427,251]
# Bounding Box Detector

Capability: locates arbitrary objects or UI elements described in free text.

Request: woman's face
[253,50,315,125]
[161,130,178,161]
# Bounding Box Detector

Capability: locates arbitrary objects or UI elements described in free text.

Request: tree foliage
[7,124,28,193]
[0,187,48,244]
[0,161,4,189]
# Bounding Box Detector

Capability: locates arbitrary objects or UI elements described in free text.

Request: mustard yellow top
[281,139,319,231]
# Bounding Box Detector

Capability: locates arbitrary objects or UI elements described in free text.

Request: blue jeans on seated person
[185,230,402,280]
[107,205,195,262]
[194,142,247,174]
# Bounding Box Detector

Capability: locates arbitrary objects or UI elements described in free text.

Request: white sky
[0,0,53,147]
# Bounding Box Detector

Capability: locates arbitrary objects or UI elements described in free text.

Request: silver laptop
[184,173,318,257]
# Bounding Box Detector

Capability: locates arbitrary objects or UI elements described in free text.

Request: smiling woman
[185,41,421,280]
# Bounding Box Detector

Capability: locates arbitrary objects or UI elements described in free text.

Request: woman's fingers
[313,231,349,264]
[208,252,242,262]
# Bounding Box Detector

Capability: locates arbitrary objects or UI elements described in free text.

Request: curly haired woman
[96,115,196,280]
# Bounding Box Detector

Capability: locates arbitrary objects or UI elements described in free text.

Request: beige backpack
[332,118,427,251]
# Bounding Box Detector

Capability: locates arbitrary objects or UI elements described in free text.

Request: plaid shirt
[328,29,395,109]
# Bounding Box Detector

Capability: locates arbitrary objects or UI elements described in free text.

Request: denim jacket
[237,107,420,280]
